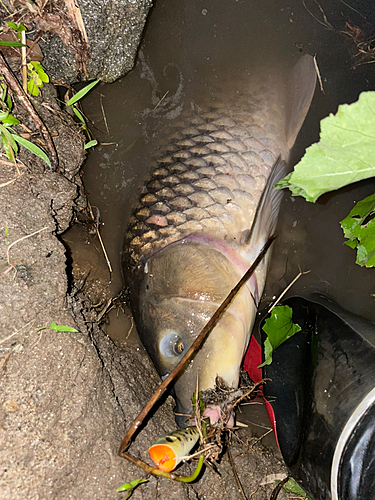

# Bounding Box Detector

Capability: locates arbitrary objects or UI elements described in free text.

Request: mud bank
[0,82,289,499]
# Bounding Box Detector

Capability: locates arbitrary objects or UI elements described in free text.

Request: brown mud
[0,83,289,500]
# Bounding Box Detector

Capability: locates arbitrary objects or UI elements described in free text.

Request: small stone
[2,400,18,413]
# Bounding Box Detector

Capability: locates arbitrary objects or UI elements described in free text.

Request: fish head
[136,240,256,427]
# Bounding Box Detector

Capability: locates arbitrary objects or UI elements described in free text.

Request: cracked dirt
[0,83,289,500]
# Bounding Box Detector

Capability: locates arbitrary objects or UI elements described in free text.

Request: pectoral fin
[243,156,288,250]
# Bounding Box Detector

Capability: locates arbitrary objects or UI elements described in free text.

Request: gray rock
[39,0,152,84]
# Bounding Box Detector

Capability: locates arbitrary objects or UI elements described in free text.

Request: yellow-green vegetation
[277,91,375,267]
[36,322,78,333]
[65,80,99,149]
[340,192,375,267]
[259,305,301,367]
[281,477,312,499]
[27,62,49,97]
[116,478,148,500]
[0,80,51,167]
[276,92,375,202]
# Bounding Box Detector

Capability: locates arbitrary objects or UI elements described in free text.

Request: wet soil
[0,84,289,499]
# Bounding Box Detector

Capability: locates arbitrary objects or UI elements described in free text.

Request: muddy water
[64,0,375,438]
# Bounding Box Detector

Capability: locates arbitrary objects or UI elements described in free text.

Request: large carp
[123,55,316,427]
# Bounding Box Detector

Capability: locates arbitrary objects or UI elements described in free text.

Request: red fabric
[243,335,263,384]
[243,336,280,451]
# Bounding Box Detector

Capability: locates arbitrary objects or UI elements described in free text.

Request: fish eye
[160,333,185,358]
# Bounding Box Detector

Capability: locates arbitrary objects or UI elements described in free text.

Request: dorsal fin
[286,54,317,149]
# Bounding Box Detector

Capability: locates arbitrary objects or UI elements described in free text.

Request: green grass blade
[0,124,18,153]
[72,106,86,126]
[13,135,51,168]
[0,41,26,47]
[66,80,100,106]
[0,133,14,160]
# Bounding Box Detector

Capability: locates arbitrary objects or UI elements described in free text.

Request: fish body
[123,55,316,426]
[148,426,200,472]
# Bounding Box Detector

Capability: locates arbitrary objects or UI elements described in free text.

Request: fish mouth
[174,399,235,428]
[203,405,235,428]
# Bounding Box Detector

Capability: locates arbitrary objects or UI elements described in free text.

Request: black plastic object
[261,294,375,500]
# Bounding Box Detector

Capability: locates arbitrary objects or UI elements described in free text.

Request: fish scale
[126,76,287,266]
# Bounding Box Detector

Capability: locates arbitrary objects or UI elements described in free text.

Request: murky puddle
[62,0,375,445]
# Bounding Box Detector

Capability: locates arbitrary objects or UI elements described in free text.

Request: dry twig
[99,93,109,135]
[313,56,324,94]
[87,201,112,275]
[0,319,35,345]
[270,475,290,500]
[268,269,310,314]
[21,30,27,92]
[6,226,48,266]
[118,236,276,478]
[226,433,248,500]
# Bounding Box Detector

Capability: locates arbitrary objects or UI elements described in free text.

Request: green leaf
[340,193,375,267]
[0,133,14,159]
[66,80,100,106]
[6,22,18,30]
[276,91,375,202]
[12,135,51,168]
[7,22,26,33]
[37,322,79,333]
[0,124,18,154]
[29,61,49,83]
[72,106,86,126]
[2,114,20,126]
[27,78,40,97]
[84,139,97,149]
[116,478,148,492]
[0,41,26,47]
[259,305,301,367]
[280,478,312,499]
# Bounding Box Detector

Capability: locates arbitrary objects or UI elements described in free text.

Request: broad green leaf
[66,80,100,106]
[258,305,301,367]
[276,91,375,202]
[282,478,312,499]
[37,322,78,333]
[84,139,97,149]
[12,135,51,168]
[340,193,375,267]
[0,40,26,47]
[116,478,148,492]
